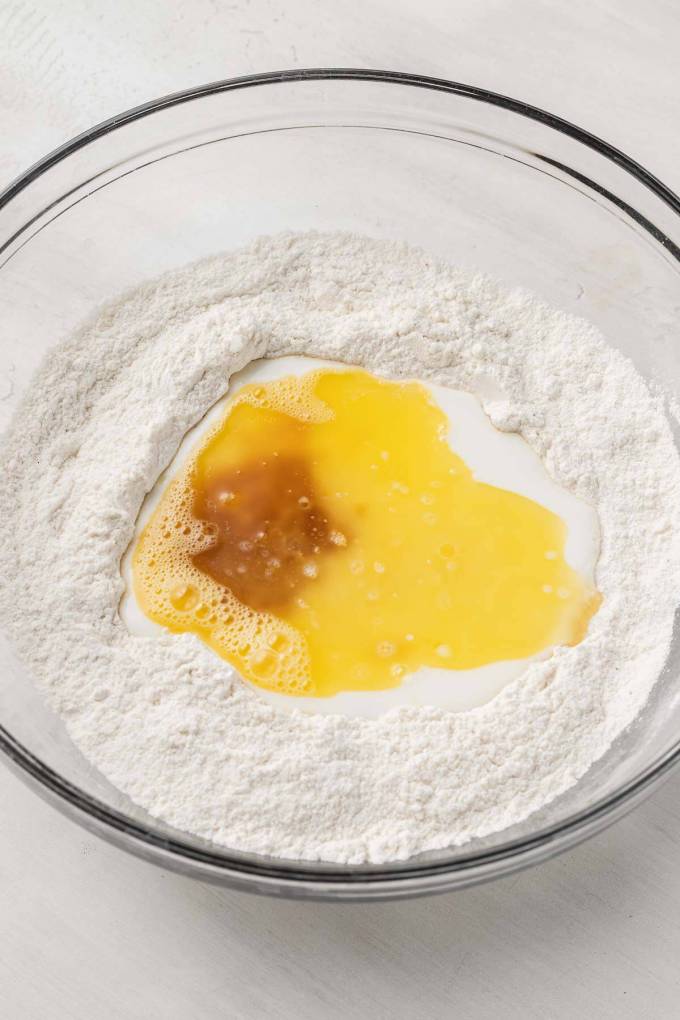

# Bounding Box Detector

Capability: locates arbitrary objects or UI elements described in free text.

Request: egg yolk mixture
[132,368,601,697]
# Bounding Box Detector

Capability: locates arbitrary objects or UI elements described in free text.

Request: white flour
[1,232,679,864]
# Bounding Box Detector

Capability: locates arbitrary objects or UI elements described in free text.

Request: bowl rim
[2,67,680,889]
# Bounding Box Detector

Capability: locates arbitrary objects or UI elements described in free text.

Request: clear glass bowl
[2,70,680,901]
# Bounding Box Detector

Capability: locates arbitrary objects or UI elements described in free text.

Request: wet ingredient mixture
[132,368,600,698]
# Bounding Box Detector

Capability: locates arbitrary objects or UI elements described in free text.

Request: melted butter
[131,367,601,698]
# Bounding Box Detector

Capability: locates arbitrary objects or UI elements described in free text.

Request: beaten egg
[122,357,601,716]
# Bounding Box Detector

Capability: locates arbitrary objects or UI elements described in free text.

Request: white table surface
[2,1,680,1016]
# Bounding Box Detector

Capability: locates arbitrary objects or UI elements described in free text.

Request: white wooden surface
[2,1,680,1016]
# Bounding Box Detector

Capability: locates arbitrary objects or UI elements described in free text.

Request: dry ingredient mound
[1,231,680,865]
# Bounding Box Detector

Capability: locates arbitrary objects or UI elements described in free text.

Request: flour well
[1,231,679,864]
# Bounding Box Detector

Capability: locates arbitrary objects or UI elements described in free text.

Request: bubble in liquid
[270,634,289,652]
[251,649,278,678]
[169,584,200,612]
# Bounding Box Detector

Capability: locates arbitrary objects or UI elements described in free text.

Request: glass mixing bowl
[1,70,680,901]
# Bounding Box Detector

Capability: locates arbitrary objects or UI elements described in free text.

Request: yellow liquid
[132,368,600,697]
